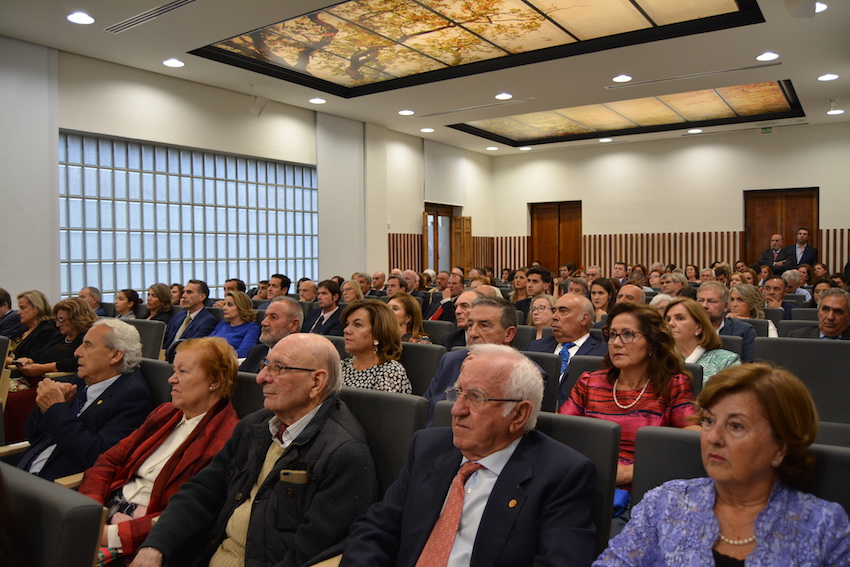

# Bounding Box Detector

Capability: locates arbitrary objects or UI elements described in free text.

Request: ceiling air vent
[105,0,197,33]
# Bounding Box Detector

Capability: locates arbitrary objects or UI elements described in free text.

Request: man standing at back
[757,234,790,272]
[697,281,756,362]
[132,333,378,567]
[163,280,217,350]
[784,228,818,270]
[342,344,596,566]
[525,294,607,407]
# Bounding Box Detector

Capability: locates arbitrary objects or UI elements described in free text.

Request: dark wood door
[743,188,819,264]
[529,201,582,273]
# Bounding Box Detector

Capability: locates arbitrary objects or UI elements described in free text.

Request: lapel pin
[508,499,517,508]
[97,400,103,405]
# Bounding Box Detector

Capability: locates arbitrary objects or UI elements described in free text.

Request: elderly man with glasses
[342,344,596,567]
[132,333,378,567]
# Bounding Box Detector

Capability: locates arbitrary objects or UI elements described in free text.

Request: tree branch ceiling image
[191,0,763,97]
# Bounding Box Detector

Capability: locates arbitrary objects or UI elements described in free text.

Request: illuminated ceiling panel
[191,0,763,97]
[452,81,804,145]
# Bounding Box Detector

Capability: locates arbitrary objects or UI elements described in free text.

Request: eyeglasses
[55,317,68,324]
[259,359,316,377]
[603,330,643,344]
[531,306,554,313]
[445,387,522,407]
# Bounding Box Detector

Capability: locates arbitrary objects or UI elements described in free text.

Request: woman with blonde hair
[340,299,411,393]
[341,279,364,303]
[388,292,431,344]
[728,283,778,337]
[529,294,556,339]
[209,291,260,357]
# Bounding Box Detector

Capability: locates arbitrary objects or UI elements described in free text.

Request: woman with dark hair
[813,263,830,280]
[685,264,700,283]
[805,278,839,308]
[209,291,261,357]
[590,278,617,321]
[559,302,699,490]
[340,299,411,394]
[664,298,740,382]
[595,364,850,565]
[509,268,529,304]
[79,337,239,565]
[144,283,173,323]
[170,283,184,306]
[388,292,431,344]
[757,265,773,287]
[114,289,141,320]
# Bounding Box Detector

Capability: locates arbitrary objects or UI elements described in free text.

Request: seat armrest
[54,472,85,489]
[310,555,341,567]
[44,371,75,379]
[0,441,31,458]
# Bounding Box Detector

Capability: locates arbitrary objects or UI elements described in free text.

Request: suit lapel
[471,435,534,566]
[77,373,127,419]
[406,449,463,557]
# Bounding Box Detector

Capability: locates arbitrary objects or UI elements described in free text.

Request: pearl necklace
[612,378,650,410]
[718,533,756,546]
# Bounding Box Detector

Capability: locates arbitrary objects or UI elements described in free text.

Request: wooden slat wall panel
[582,232,742,274]
[472,237,494,270]
[820,228,849,277]
[493,236,528,274]
[388,233,422,271]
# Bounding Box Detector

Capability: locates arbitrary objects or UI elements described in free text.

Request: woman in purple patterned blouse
[595,364,850,566]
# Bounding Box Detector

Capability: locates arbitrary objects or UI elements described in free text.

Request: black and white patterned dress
[341,358,412,394]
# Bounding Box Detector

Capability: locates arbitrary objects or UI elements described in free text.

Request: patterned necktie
[415,461,484,567]
[172,312,192,344]
[310,314,325,333]
[18,387,88,471]
[559,342,576,375]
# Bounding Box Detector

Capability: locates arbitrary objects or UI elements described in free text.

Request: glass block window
[58,131,318,300]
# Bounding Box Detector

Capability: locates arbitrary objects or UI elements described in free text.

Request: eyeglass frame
[603,329,644,344]
[530,305,555,314]
[259,358,316,377]
[444,386,522,407]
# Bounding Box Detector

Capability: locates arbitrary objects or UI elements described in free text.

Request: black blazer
[302,308,344,336]
[239,343,269,373]
[524,335,608,407]
[788,324,850,340]
[756,247,792,271]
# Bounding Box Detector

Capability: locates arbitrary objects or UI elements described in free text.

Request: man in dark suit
[515,266,552,322]
[756,233,792,272]
[342,344,596,567]
[426,296,516,425]
[783,227,818,271]
[301,279,344,336]
[17,319,153,480]
[763,276,795,320]
[78,286,108,316]
[525,294,607,407]
[425,273,464,324]
[163,279,218,348]
[0,286,26,339]
[402,270,427,302]
[438,289,483,353]
[788,288,850,340]
[240,296,302,373]
[697,282,757,362]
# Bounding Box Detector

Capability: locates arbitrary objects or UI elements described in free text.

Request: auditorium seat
[791,308,819,321]
[126,318,167,359]
[326,335,347,360]
[421,320,455,344]
[398,342,446,396]
[719,335,743,358]
[777,320,818,336]
[231,371,264,418]
[817,421,850,448]
[521,350,561,412]
[736,318,770,337]
[513,325,539,350]
[138,359,174,406]
[764,307,784,327]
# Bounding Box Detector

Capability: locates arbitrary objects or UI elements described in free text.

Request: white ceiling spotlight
[485,146,499,151]
[826,99,844,116]
[818,73,839,81]
[688,129,703,134]
[756,51,780,62]
[309,97,327,104]
[398,109,415,116]
[519,147,532,151]
[162,58,184,68]
[495,93,513,100]
[420,128,434,133]
[67,12,95,24]
[599,138,613,143]
[612,74,632,83]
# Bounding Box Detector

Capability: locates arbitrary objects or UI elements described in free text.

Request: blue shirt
[209,320,261,358]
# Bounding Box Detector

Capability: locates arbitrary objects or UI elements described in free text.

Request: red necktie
[415,462,484,567]
[429,305,444,321]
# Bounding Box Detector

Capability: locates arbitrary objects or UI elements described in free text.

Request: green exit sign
[761,127,773,134]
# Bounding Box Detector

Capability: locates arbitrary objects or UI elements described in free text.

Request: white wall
[0,37,59,302]
[492,122,850,236]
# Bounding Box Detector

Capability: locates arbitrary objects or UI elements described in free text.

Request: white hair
[92,318,142,373]
[467,344,543,431]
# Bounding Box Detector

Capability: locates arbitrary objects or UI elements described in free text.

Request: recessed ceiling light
[420,128,434,133]
[519,147,532,151]
[67,12,95,24]
[398,110,415,116]
[599,138,613,143]
[486,146,499,151]
[818,74,839,82]
[495,93,513,100]
[162,58,184,68]
[612,74,632,83]
[815,2,828,13]
[827,99,844,115]
[309,97,326,104]
[688,128,703,134]
[756,52,779,62]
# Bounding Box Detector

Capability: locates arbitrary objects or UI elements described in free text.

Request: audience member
[388,292,431,344]
[0,286,26,341]
[16,319,154,481]
[251,280,269,300]
[5,290,60,368]
[700,268,716,282]
[79,337,240,564]
[797,263,813,286]
[525,294,607,406]
[114,289,141,320]
[342,344,597,567]
[757,233,791,273]
[782,269,812,302]
[784,227,818,270]
[340,279,364,303]
[788,288,850,340]
[143,283,172,323]
[762,276,795,319]
[617,283,646,305]
[162,280,217,350]
[649,293,675,316]
[517,266,552,321]
[728,283,778,337]
[132,333,379,567]
[298,279,319,303]
[340,299,411,393]
[212,278,246,308]
[79,286,108,316]
[439,289,481,350]
[424,296,518,425]
[528,294,556,339]
[567,277,589,297]
[239,296,302,373]
[805,278,839,308]
[613,262,629,284]
[424,272,463,323]
[402,270,426,299]
[302,280,345,336]
[209,291,261,357]
[266,274,291,301]
[371,271,387,292]
[685,264,699,283]
[664,298,740,382]
[508,267,529,304]
[697,282,756,362]
[354,272,374,297]
[169,284,183,306]
[757,265,773,286]
[590,277,617,320]
[384,275,407,296]
[813,262,829,279]
[586,265,602,282]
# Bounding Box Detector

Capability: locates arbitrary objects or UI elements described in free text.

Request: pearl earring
[209,386,214,392]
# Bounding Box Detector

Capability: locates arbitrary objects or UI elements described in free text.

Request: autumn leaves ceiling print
[191,0,763,97]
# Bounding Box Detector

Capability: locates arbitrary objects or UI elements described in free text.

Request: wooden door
[422,204,454,272]
[451,216,473,274]
[743,189,819,264]
[529,202,582,273]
